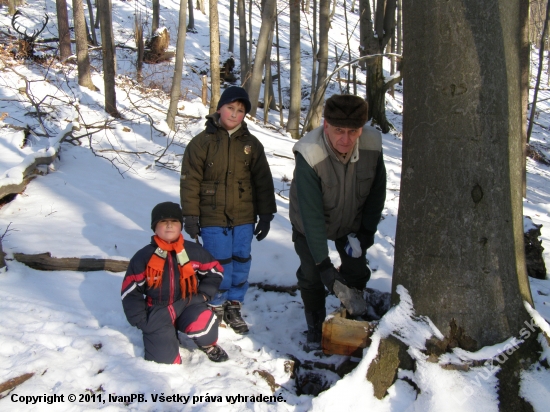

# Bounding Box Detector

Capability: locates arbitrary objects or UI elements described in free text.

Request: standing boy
[180,86,276,334]
[121,201,228,363]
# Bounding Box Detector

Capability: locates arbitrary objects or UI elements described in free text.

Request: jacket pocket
[200,181,219,217]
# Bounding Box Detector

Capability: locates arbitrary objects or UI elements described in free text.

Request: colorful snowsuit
[121,236,224,364]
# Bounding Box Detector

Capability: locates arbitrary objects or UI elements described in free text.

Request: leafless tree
[73,0,97,90]
[286,0,301,139]
[359,0,397,133]
[209,0,221,113]
[238,0,249,85]
[97,0,119,117]
[167,0,188,130]
[247,0,277,116]
[56,0,72,61]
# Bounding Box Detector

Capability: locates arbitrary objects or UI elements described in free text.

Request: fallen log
[0,123,73,201]
[0,372,34,398]
[13,252,129,272]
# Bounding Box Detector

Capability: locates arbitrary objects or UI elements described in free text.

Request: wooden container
[322,308,374,356]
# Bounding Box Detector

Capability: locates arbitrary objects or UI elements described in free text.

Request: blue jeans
[201,224,253,305]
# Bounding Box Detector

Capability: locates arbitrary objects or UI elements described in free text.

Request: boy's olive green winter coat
[180,114,276,228]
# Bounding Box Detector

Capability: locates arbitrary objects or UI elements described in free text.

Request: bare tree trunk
[196,0,205,14]
[56,0,72,62]
[527,0,550,143]
[247,0,277,117]
[229,0,235,52]
[287,0,301,139]
[73,0,97,90]
[98,0,119,117]
[135,12,144,82]
[167,0,188,130]
[187,0,196,32]
[309,0,318,95]
[86,0,98,45]
[307,0,330,131]
[275,9,284,127]
[209,0,221,113]
[152,0,160,33]
[247,0,253,86]
[238,0,249,86]
[521,0,530,197]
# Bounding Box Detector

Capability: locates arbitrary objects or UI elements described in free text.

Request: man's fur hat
[323,94,369,129]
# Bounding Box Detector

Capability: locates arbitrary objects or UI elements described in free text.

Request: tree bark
[307,0,330,131]
[14,252,129,272]
[209,0,221,113]
[229,0,235,52]
[395,0,533,348]
[86,0,98,45]
[152,0,160,33]
[73,0,97,90]
[97,0,119,117]
[56,0,72,61]
[520,0,529,197]
[238,0,249,85]
[287,0,301,139]
[247,0,277,117]
[167,0,188,130]
[187,0,196,32]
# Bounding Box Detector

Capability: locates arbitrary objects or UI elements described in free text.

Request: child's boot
[223,300,249,334]
[198,344,229,362]
[209,303,226,326]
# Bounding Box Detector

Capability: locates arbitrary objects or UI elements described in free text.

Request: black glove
[254,214,273,241]
[357,230,375,251]
[317,257,346,293]
[183,216,200,239]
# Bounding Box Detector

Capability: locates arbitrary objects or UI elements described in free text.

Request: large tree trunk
[56,0,72,61]
[386,1,537,408]
[98,0,118,117]
[247,0,277,117]
[167,0,188,130]
[395,0,533,349]
[73,0,97,90]
[209,0,221,113]
[287,0,301,139]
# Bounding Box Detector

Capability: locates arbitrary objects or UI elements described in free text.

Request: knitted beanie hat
[217,86,252,114]
[151,202,183,231]
[323,94,369,129]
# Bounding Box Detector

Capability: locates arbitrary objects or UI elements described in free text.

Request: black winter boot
[304,308,326,352]
[198,344,229,362]
[209,303,226,327]
[223,300,249,334]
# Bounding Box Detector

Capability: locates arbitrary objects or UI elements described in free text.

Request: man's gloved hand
[183,216,200,239]
[317,257,346,293]
[357,230,375,251]
[317,257,366,316]
[254,214,274,241]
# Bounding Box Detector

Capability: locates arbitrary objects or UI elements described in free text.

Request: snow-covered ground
[0,0,549,411]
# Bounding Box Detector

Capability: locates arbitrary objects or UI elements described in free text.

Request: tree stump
[144,27,170,63]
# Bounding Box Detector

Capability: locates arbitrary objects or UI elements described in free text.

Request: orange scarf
[146,234,198,298]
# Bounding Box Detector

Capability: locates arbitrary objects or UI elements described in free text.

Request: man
[289,94,386,351]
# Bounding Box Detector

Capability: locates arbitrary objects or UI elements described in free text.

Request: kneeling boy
[121,201,228,363]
